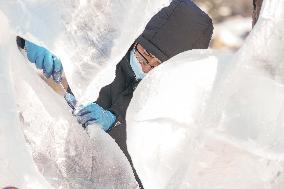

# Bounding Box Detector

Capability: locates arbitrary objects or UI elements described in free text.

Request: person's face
[134,43,162,73]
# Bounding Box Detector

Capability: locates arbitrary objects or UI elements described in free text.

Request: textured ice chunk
[9,34,138,189]
[127,50,236,189]
[0,1,171,187]
[0,6,138,189]
[0,0,170,104]
[127,0,284,188]
[0,11,53,189]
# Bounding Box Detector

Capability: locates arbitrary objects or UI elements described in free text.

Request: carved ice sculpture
[127,0,284,188]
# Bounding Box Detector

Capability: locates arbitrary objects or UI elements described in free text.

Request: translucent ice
[0,0,173,188]
[0,11,53,189]
[127,0,284,188]
[0,0,173,187]
[2,0,284,188]
[0,0,170,103]
[0,12,138,188]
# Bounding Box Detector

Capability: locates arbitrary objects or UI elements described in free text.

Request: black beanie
[136,0,213,62]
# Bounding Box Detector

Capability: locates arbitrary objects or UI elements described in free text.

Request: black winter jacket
[96,51,139,128]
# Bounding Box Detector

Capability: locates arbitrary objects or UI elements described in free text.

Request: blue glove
[25,40,63,83]
[75,102,116,131]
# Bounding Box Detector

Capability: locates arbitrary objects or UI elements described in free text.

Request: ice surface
[10,51,138,189]
[0,0,170,104]
[2,0,284,188]
[127,0,284,188]
[0,0,173,188]
[0,0,171,187]
[0,11,52,189]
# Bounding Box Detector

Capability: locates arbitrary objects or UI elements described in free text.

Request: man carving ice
[17,0,213,187]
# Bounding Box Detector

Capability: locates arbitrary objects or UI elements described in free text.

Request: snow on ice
[1,0,284,189]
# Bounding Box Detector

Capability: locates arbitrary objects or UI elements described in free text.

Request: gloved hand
[75,102,116,131]
[25,40,63,83]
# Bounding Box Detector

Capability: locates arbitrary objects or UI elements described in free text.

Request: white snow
[127,0,284,188]
[1,0,284,188]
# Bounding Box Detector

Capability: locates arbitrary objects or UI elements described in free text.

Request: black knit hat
[136,0,213,62]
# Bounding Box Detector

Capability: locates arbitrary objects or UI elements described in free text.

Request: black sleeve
[96,62,127,105]
[109,79,140,126]
[109,88,133,126]
[95,61,129,124]
[16,36,25,49]
[96,84,112,110]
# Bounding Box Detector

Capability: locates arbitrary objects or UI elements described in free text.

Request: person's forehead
[137,43,155,57]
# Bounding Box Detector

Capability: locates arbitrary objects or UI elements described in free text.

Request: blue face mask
[130,48,145,80]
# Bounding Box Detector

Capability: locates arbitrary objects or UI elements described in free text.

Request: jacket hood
[136,0,213,62]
